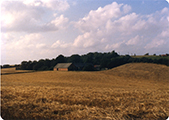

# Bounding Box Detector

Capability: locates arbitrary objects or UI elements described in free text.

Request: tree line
[1,51,169,71]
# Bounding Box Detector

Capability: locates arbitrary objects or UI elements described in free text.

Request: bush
[2,64,10,68]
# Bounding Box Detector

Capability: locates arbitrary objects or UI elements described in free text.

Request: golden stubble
[1,63,169,119]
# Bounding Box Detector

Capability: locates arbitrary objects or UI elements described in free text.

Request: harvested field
[1,67,34,75]
[103,63,169,82]
[1,63,169,119]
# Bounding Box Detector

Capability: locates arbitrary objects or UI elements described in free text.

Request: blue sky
[1,0,169,65]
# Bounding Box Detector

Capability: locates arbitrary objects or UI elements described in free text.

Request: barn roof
[54,63,72,68]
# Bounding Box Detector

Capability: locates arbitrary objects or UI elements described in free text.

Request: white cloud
[73,2,134,49]
[145,39,167,49]
[1,1,69,33]
[110,13,139,34]
[73,32,94,48]
[12,34,45,49]
[36,43,47,49]
[161,7,168,14]
[1,33,49,56]
[51,15,69,29]
[51,40,61,48]
[123,4,132,14]
[23,0,70,11]
[73,2,169,54]
[126,35,142,45]
[1,1,169,64]
[1,33,15,43]
[160,29,169,38]
[105,41,125,50]
[51,40,69,48]
[23,0,42,7]
[74,2,126,32]
[144,26,169,50]
[1,33,50,64]
[166,0,169,3]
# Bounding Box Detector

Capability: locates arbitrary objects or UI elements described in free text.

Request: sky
[1,0,169,65]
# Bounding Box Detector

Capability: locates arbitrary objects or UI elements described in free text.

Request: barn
[53,63,77,71]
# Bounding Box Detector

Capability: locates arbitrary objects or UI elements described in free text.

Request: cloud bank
[73,2,169,54]
[1,1,169,64]
[1,0,69,33]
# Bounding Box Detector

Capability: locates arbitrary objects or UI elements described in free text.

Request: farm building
[94,65,101,71]
[53,63,95,71]
[53,63,77,71]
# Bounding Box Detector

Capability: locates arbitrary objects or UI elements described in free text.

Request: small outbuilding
[53,63,77,71]
[94,65,101,71]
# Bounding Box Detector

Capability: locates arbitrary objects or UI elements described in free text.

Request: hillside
[102,63,169,82]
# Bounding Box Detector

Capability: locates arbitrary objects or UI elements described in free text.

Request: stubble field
[1,63,169,119]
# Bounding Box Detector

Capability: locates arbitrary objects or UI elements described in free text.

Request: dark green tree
[68,54,82,63]
[21,61,28,70]
[82,64,94,71]
[83,53,94,63]
[144,53,149,56]
[56,54,66,63]
[25,61,33,70]
[2,64,10,68]
[44,59,51,67]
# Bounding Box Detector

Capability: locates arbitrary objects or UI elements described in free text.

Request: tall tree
[56,54,66,63]
[68,54,82,63]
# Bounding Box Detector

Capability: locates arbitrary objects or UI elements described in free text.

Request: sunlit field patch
[1,63,169,119]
